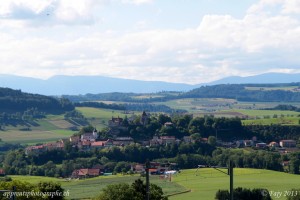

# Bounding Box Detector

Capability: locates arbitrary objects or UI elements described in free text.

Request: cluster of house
[25,113,298,155]
[25,113,203,154]
[222,137,297,151]
[70,162,177,179]
[25,131,197,154]
[25,140,65,154]
[25,128,136,154]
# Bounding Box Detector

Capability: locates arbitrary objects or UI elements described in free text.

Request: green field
[0,129,75,144]
[158,98,237,113]
[158,98,300,122]
[242,116,300,125]
[11,174,187,199]
[0,115,76,144]
[9,168,300,200]
[0,107,134,144]
[245,86,299,92]
[170,168,300,200]
[76,107,135,129]
[227,109,300,117]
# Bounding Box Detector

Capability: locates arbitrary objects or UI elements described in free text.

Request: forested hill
[0,87,74,114]
[181,84,300,102]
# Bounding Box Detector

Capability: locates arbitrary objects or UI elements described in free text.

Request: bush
[215,187,271,200]
[0,176,12,182]
[286,189,300,200]
[96,179,167,200]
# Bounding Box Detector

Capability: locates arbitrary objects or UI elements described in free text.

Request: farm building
[280,140,296,148]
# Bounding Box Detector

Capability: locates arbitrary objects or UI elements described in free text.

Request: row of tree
[182,84,300,102]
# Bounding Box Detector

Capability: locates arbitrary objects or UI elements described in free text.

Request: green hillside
[171,168,300,200]
[11,174,186,200]
[0,114,76,144]
[10,168,300,200]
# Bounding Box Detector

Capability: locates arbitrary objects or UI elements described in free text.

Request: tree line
[62,83,300,103]
[0,88,74,114]
[181,84,300,102]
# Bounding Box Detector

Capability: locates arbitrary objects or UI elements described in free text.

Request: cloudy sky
[0,0,300,84]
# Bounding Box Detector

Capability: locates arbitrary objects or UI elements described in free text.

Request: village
[24,113,299,179]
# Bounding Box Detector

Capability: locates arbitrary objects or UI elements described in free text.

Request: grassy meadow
[75,107,141,129]
[0,107,129,144]
[11,174,187,200]
[242,116,300,125]
[245,86,299,92]
[170,168,300,200]
[10,168,300,200]
[0,114,76,144]
[159,98,300,125]
[227,109,300,117]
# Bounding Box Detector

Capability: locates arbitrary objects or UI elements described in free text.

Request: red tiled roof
[81,141,91,146]
[149,168,158,172]
[77,168,100,176]
[91,141,105,146]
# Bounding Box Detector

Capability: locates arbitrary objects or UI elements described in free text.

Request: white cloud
[121,0,153,5]
[281,0,300,14]
[0,0,106,26]
[0,0,300,84]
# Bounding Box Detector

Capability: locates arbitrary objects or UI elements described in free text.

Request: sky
[0,0,300,84]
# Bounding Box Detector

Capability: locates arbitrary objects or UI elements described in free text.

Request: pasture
[0,129,74,144]
[75,107,136,129]
[159,98,300,122]
[10,168,300,200]
[227,109,300,117]
[245,86,299,92]
[11,174,187,200]
[0,115,76,144]
[242,116,300,125]
[170,168,300,200]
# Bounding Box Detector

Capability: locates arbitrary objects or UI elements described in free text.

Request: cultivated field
[245,86,299,92]
[76,107,137,129]
[158,98,300,124]
[161,98,300,113]
[242,116,300,125]
[0,115,76,144]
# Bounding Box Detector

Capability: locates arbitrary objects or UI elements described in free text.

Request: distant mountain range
[0,73,299,95]
[208,73,300,85]
[0,75,193,95]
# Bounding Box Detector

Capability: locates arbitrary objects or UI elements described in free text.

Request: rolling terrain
[10,168,300,200]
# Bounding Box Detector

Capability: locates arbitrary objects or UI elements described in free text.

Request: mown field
[0,107,134,144]
[245,86,299,92]
[170,168,300,200]
[0,114,76,144]
[227,109,300,117]
[160,98,300,114]
[11,174,187,199]
[10,168,300,200]
[242,116,300,125]
[75,107,129,129]
[159,98,300,125]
